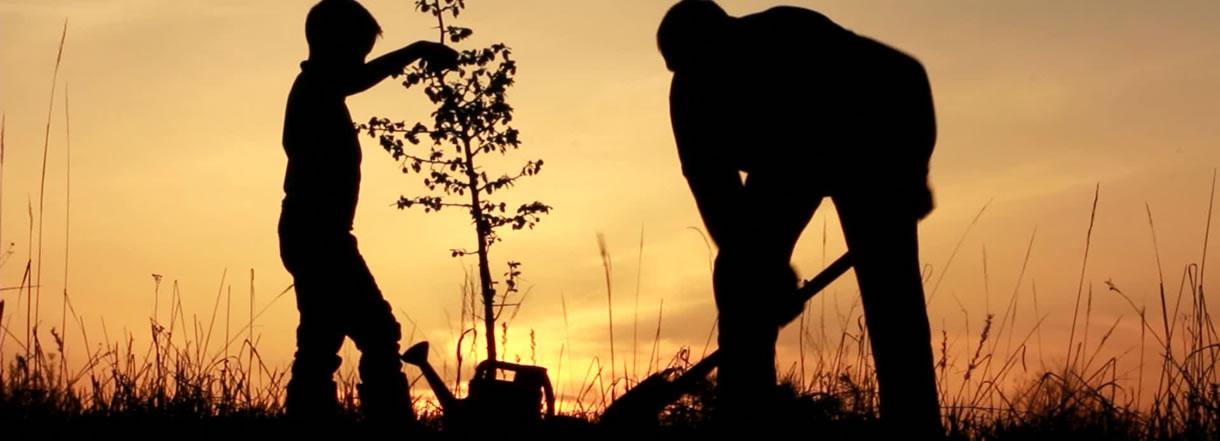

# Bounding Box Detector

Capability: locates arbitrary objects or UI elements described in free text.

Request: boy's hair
[657,0,730,72]
[306,0,383,57]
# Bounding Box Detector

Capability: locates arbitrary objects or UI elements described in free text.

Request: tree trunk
[463,136,498,372]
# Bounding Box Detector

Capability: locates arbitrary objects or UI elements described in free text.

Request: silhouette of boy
[279,0,456,423]
[658,0,942,436]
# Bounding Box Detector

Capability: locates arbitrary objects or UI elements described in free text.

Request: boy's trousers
[279,219,410,418]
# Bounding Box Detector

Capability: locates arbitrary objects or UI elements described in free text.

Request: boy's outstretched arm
[339,41,458,96]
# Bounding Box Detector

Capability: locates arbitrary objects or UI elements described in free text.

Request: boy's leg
[714,172,820,426]
[336,234,416,423]
[285,267,346,418]
[833,191,942,438]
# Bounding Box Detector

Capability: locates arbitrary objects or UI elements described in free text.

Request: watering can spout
[401,341,460,411]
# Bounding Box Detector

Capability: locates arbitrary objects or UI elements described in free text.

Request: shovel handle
[796,252,853,304]
[683,251,853,378]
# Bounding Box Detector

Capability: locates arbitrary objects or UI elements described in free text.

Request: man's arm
[669,75,744,250]
[686,168,746,249]
[338,41,458,96]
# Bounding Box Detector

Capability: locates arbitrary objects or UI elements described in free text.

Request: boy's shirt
[281,61,363,232]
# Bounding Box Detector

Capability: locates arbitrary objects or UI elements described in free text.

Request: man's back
[675,5,934,186]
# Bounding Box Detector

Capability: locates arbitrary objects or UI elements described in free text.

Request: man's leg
[834,192,942,437]
[336,234,416,425]
[713,253,784,425]
[715,172,820,426]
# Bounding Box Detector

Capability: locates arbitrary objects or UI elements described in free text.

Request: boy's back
[281,62,363,232]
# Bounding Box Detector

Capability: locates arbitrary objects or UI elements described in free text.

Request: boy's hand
[413,41,459,72]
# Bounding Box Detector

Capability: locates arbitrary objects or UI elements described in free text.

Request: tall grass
[597,233,618,402]
[1,277,298,426]
[32,21,68,378]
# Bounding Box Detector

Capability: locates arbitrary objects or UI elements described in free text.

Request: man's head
[657,0,732,73]
[306,0,382,65]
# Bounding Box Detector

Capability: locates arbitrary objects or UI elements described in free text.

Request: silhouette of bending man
[279,0,456,425]
[658,1,942,436]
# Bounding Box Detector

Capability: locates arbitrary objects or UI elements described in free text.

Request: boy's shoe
[358,372,420,431]
[285,379,341,420]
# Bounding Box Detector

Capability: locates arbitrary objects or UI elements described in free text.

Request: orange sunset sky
[1,0,1218,407]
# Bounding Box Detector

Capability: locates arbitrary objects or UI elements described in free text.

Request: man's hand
[413,41,459,72]
[912,179,935,221]
[773,265,806,327]
[714,251,804,327]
